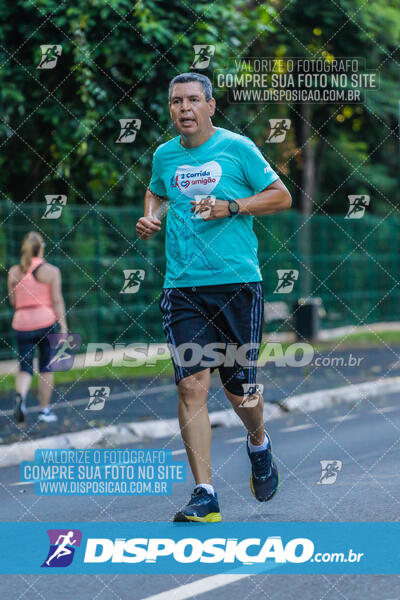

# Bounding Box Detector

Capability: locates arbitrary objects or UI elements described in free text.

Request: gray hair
[168,72,213,102]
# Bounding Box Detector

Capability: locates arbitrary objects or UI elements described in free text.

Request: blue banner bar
[0,522,399,574]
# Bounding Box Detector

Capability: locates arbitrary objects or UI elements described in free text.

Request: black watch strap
[228,201,239,217]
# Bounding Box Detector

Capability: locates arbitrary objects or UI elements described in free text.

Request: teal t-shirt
[149,127,279,288]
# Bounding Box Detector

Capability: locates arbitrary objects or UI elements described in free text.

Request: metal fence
[1,200,399,360]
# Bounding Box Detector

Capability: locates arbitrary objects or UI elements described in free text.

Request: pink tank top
[12,257,57,331]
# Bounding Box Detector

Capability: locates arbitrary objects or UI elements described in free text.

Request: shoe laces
[251,449,271,479]
[189,487,209,503]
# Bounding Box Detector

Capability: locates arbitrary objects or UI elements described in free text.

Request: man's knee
[178,370,209,403]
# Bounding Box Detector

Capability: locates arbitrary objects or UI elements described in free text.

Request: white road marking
[140,574,251,600]
[328,414,358,423]
[280,424,315,432]
[370,406,399,414]
[9,481,34,487]
[226,436,247,444]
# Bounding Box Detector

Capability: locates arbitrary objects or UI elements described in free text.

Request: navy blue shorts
[159,282,263,396]
[13,323,58,375]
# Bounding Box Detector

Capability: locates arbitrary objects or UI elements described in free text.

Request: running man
[47,334,77,368]
[121,270,143,293]
[117,119,140,143]
[43,195,65,219]
[38,45,61,69]
[7,231,68,423]
[346,195,369,218]
[275,269,297,293]
[45,531,77,566]
[136,73,292,522]
[267,119,290,142]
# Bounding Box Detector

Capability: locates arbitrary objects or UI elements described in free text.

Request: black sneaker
[247,430,280,502]
[38,407,58,423]
[13,393,26,424]
[173,487,222,522]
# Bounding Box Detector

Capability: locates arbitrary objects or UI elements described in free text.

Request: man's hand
[136,216,161,239]
[190,198,230,220]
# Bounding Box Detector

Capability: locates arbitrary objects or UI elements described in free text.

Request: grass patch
[1,329,399,394]
[0,362,175,395]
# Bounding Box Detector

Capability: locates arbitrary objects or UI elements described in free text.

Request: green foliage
[2,0,398,215]
[0,0,269,207]
[267,0,400,214]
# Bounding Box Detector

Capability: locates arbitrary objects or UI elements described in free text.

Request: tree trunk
[298,103,315,299]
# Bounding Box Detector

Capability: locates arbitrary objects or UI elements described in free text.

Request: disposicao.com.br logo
[83,535,363,565]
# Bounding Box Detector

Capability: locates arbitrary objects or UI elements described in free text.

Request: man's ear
[208,97,216,117]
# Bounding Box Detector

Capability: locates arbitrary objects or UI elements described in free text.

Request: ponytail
[20,231,44,273]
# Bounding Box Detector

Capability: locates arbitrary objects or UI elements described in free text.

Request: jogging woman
[7,231,68,423]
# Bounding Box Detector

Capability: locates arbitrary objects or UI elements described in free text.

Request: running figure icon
[48,335,77,368]
[45,531,77,566]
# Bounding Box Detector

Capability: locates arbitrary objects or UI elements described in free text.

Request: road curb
[1,377,400,468]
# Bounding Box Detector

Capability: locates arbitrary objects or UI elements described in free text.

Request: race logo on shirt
[170,161,222,197]
[266,119,291,143]
[345,195,370,219]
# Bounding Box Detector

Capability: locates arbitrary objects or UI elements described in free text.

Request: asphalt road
[1,344,400,445]
[1,391,400,599]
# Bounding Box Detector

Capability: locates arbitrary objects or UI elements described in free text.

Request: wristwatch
[228,200,240,217]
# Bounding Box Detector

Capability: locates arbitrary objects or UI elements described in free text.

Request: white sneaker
[38,408,58,423]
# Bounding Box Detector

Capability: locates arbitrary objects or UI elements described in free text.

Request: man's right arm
[136,188,165,240]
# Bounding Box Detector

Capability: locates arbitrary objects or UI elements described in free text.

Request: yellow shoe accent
[250,473,256,498]
[250,471,280,501]
[185,512,222,523]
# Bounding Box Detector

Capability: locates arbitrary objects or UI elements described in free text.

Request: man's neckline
[179,127,220,150]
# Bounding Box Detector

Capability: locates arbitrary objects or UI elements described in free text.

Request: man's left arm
[191,137,291,219]
[191,179,291,219]
[235,178,292,216]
